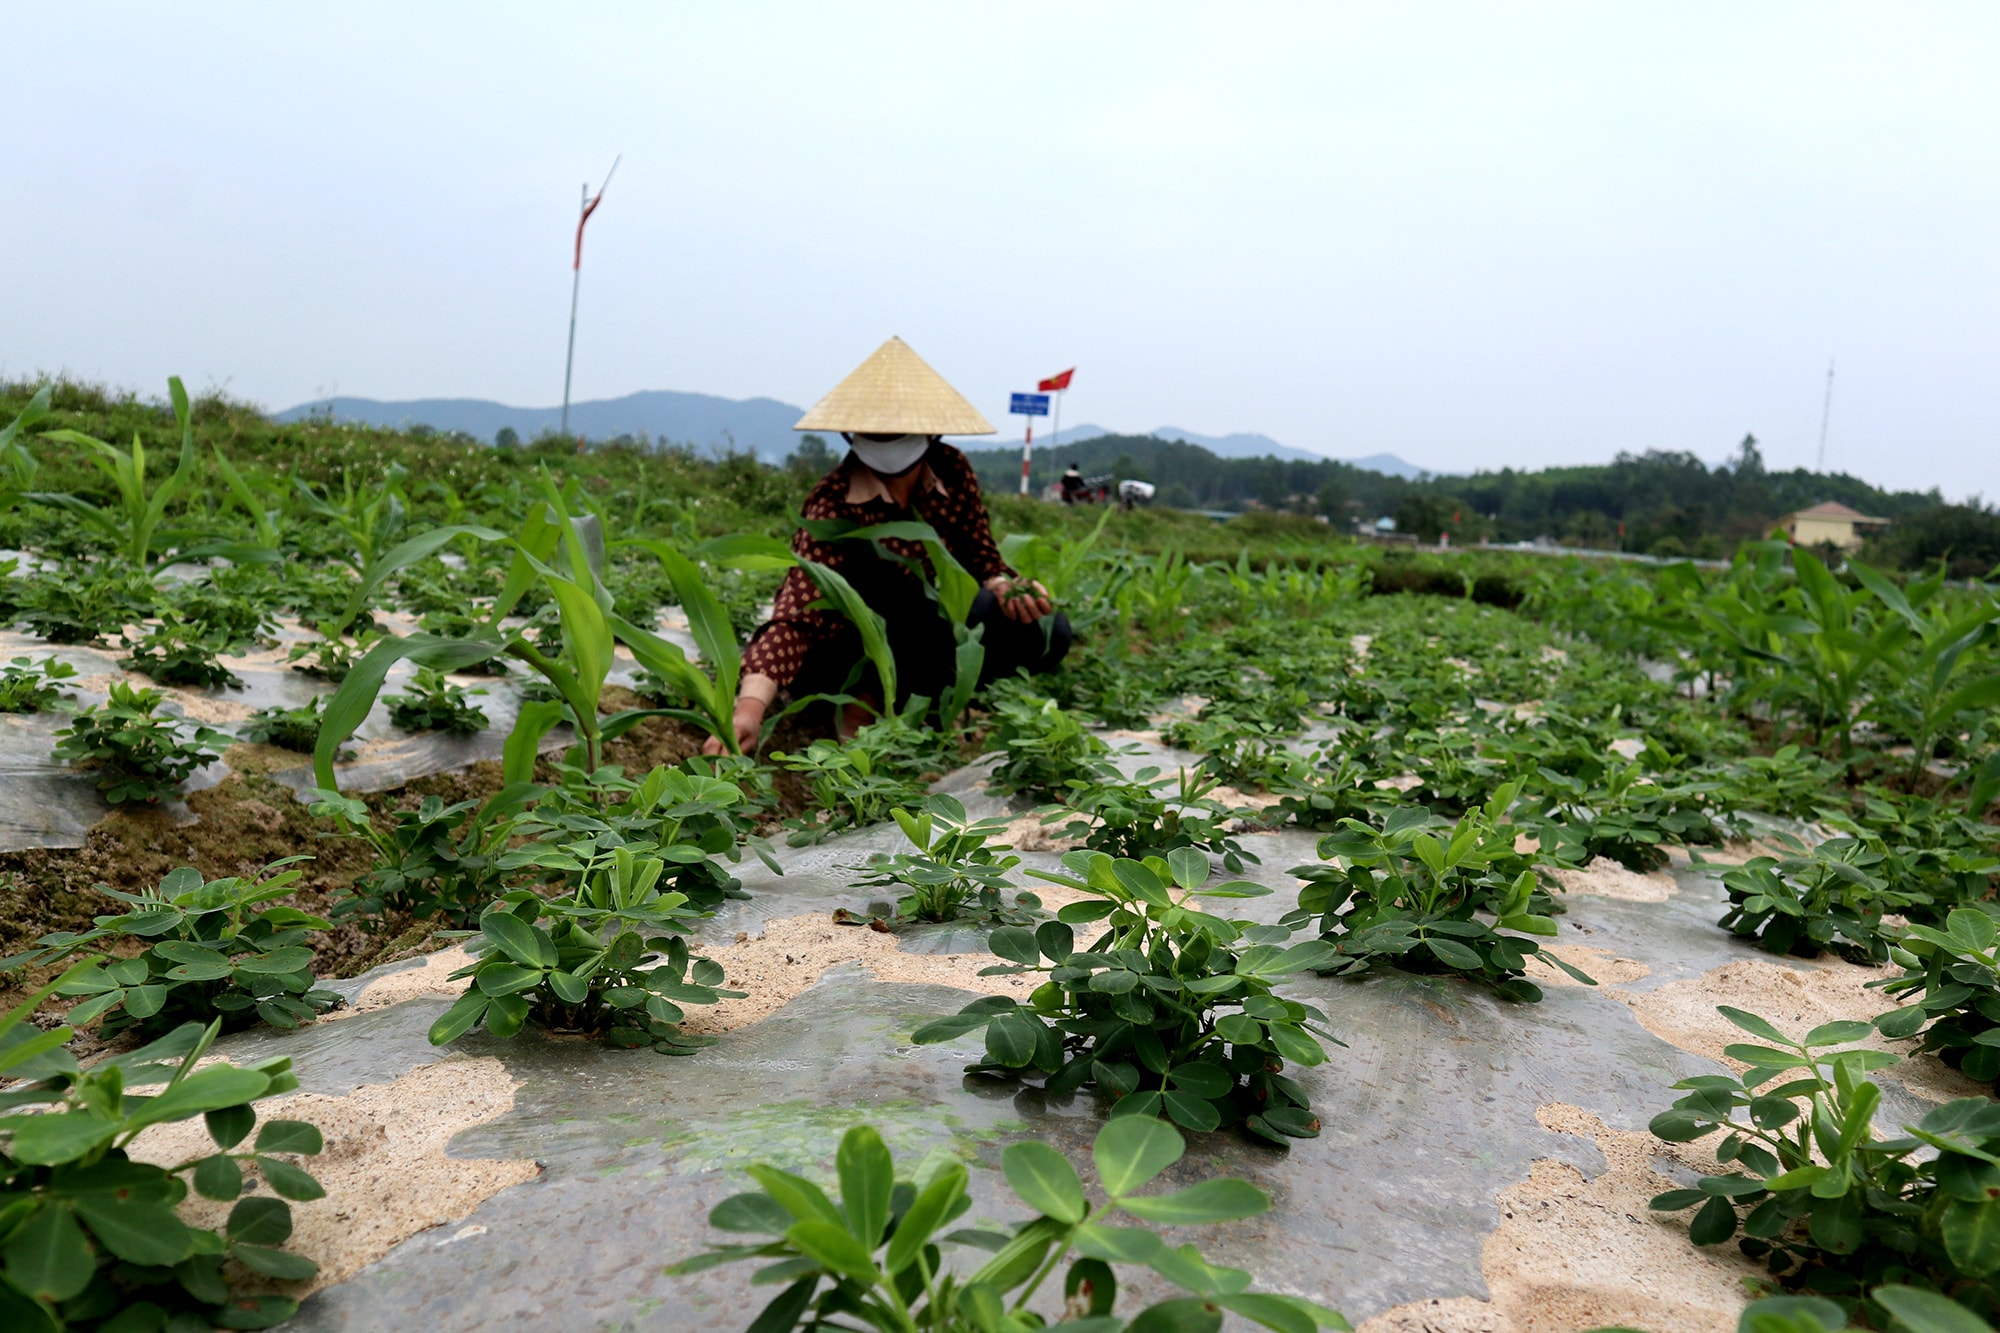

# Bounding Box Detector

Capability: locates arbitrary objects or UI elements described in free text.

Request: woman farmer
[704,337,1071,754]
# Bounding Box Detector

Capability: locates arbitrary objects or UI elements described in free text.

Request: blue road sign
[1010,392,1051,417]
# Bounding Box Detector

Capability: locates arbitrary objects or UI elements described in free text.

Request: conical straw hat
[794,337,996,435]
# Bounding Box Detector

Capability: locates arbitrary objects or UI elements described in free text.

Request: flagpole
[1051,388,1062,460]
[560,182,586,443]
[559,155,621,448]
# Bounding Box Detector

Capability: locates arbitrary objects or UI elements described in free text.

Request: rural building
[1777,500,1890,552]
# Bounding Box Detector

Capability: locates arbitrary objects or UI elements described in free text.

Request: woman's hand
[701,696,767,755]
[986,576,1053,624]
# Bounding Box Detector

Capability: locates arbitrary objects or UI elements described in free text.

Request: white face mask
[847,434,931,476]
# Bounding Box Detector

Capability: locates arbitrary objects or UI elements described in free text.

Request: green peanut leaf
[1002,1141,1087,1223]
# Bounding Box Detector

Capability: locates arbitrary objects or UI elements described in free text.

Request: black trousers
[792,584,1072,708]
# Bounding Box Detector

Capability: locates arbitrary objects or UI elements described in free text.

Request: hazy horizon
[5,4,1996,501]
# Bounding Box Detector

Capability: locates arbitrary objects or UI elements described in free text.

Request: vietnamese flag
[1038,368,1075,392]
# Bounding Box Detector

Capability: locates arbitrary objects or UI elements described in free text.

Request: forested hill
[962,431,1946,558]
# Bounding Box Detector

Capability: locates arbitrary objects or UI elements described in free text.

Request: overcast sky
[6,4,1997,499]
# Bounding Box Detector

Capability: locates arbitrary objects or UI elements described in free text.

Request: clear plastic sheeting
[207,859,1786,1331]
[0,621,630,851]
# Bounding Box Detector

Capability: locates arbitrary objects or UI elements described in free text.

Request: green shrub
[983,689,1116,800]
[2,861,338,1038]
[916,848,1335,1144]
[512,763,767,913]
[1871,906,2000,1088]
[0,655,76,713]
[384,665,489,735]
[14,570,154,644]
[284,627,380,681]
[428,845,739,1054]
[309,784,537,926]
[775,737,931,845]
[53,682,228,804]
[667,1117,1350,1333]
[1045,766,1260,871]
[1285,786,1591,1001]
[855,795,1036,925]
[1714,836,1920,964]
[0,988,326,1331]
[242,696,331,752]
[1649,1005,2000,1328]
[117,616,243,689]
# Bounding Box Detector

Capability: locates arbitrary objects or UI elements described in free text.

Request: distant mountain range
[275,393,1426,477]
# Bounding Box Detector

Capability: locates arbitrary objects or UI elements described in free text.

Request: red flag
[573,190,606,271]
[1038,368,1074,392]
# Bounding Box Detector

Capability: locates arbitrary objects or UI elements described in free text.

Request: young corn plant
[30,376,200,569]
[1648,1006,2000,1327]
[0,991,327,1332]
[293,466,411,574]
[0,383,51,510]
[915,847,1337,1144]
[666,1117,1350,1333]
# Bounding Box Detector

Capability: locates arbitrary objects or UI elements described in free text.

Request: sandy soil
[1358,1104,1756,1333]
[1667,840,1803,869]
[74,669,261,724]
[1611,956,1988,1105]
[1522,944,1649,990]
[129,1056,540,1295]
[682,913,1044,1034]
[1549,857,1677,903]
[338,943,478,1013]
[999,810,1085,852]
[327,912,1061,1040]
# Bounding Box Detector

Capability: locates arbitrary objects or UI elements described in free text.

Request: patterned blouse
[740,443,1014,693]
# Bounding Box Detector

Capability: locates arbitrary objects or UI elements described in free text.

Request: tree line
[961,432,1994,574]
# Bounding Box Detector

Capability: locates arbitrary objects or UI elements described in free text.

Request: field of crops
[2,379,1999,1333]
